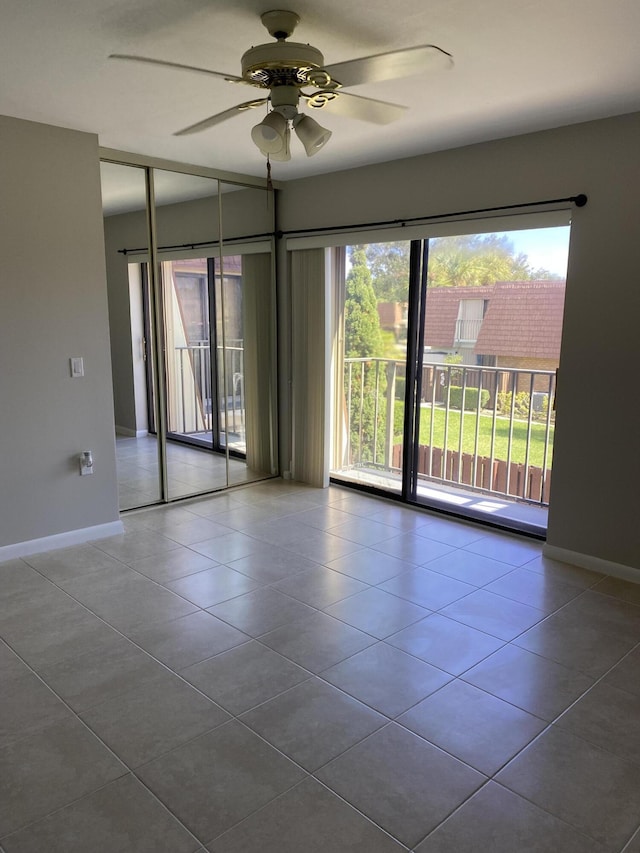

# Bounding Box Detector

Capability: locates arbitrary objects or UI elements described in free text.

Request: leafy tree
[363,242,411,303]
[344,246,383,357]
[365,234,561,300]
[344,246,385,463]
[428,234,531,287]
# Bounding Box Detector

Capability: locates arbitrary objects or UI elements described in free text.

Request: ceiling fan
[110,9,453,161]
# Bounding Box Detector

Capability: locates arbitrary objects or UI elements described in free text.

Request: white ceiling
[2,0,640,182]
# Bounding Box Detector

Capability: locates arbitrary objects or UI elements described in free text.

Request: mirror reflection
[219,183,278,487]
[101,161,161,510]
[153,171,228,499]
[101,163,277,509]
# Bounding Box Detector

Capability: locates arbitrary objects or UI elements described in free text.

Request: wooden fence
[393,443,552,503]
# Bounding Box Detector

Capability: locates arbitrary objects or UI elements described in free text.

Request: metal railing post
[384,360,397,468]
[339,357,556,507]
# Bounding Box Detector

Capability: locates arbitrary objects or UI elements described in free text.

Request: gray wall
[278,112,640,571]
[0,116,120,546]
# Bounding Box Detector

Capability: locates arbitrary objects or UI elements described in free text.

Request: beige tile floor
[116,435,263,510]
[2,480,640,852]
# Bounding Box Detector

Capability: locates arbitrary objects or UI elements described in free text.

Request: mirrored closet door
[101,161,278,510]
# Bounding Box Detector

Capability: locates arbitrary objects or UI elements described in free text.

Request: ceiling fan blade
[174,99,268,136]
[323,44,453,88]
[306,91,407,125]
[109,53,245,84]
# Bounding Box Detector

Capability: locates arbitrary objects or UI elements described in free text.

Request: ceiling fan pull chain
[266,156,273,191]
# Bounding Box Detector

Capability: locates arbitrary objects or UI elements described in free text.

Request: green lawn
[395,403,554,468]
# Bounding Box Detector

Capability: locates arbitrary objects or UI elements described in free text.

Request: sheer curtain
[290,248,330,487]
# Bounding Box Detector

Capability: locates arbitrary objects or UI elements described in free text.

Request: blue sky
[493,226,571,276]
[346,225,572,277]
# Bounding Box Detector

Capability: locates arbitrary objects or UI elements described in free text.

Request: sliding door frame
[326,210,574,537]
[144,166,169,502]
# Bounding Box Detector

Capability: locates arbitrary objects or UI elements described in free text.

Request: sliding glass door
[330,222,571,533]
[331,242,412,494]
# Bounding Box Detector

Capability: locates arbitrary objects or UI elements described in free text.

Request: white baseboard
[115,426,148,438]
[543,543,640,584]
[0,520,125,563]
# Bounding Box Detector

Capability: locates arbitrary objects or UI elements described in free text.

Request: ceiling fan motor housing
[241,41,325,86]
[260,10,301,39]
[269,84,301,119]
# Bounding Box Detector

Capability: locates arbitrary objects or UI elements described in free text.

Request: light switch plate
[70,357,84,378]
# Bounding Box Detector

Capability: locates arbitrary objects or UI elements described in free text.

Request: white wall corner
[0,520,125,564]
[543,543,640,584]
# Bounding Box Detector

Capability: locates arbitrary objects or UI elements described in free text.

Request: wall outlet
[79,451,93,476]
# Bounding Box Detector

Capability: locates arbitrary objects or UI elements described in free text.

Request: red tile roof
[424,286,494,348]
[423,281,565,360]
[475,281,565,359]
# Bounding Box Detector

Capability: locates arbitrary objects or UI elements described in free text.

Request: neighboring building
[379,280,565,401]
[421,285,495,364]
[169,256,243,345]
[418,280,565,375]
[474,281,564,371]
[377,301,408,340]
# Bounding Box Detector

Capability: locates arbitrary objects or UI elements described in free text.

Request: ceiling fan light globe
[294,114,332,156]
[250,111,287,153]
[269,127,292,161]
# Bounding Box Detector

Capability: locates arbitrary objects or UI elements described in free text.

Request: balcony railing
[170,341,245,445]
[454,317,483,345]
[340,358,556,505]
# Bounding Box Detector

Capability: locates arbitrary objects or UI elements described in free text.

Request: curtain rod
[276,194,587,239]
[117,231,276,256]
[117,193,587,253]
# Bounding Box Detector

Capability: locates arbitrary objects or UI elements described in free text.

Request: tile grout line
[6,546,413,844]
[0,569,499,849]
[0,639,206,848]
[3,482,638,850]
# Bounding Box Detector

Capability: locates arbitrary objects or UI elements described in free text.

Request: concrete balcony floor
[331,466,548,537]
